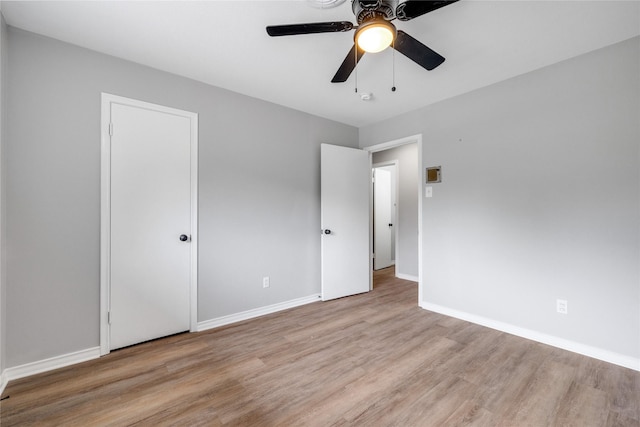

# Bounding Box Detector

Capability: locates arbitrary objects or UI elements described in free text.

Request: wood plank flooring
[1,267,639,426]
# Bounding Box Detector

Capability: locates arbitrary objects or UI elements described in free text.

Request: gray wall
[5,28,358,367]
[0,12,7,376]
[360,37,640,359]
[372,143,419,279]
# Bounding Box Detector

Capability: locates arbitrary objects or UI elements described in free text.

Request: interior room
[0,0,638,424]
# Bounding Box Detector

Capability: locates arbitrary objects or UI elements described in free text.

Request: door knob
[389,223,393,227]
[323,229,332,235]
[179,234,189,242]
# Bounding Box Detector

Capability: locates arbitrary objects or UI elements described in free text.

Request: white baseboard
[396,273,418,282]
[3,347,101,383]
[1,295,323,386]
[198,294,322,332]
[0,369,7,396]
[420,301,639,372]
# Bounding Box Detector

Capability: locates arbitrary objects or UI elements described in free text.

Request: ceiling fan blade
[331,44,365,83]
[266,21,354,37]
[393,30,445,71]
[395,0,459,21]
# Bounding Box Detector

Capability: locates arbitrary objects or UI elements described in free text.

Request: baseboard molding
[198,294,322,332]
[0,369,8,396]
[420,301,640,372]
[396,273,418,282]
[2,296,323,385]
[3,347,101,383]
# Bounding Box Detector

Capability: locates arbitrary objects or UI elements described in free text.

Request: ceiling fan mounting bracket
[352,0,398,24]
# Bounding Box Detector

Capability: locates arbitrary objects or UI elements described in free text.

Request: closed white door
[104,96,196,351]
[374,167,393,270]
[321,144,370,301]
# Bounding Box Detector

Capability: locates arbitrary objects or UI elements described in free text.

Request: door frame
[364,134,423,302]
[99,93,198,355]
[372,161,398,270]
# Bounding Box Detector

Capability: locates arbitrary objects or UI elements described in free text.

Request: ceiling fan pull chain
[391,38,397,92]
[354,45,358,93]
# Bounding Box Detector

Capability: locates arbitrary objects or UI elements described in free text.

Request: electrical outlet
[263,276,270,288]
[557,299,568,314]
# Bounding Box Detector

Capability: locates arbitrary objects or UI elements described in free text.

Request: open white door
[321,144,370,301]
[374,167,393,270]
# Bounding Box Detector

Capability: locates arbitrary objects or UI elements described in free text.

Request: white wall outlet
[557,299,568,314]
[263,276,270,288]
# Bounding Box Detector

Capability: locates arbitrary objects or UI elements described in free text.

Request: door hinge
[107,311,111,325]
[109,123,114,136]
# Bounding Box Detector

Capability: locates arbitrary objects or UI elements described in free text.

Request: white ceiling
[1,1,639,127]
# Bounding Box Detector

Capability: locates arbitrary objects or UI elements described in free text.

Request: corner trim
[198,294,321,332]
[420,301,640,372]
[3,347,101,383]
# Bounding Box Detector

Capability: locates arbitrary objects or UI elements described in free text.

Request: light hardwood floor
[1,267,639,426]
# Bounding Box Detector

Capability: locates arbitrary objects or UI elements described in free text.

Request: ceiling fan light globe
[356,23,394,53]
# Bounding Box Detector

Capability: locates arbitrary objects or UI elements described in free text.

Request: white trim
[421,301,640,372]
[368,153,374,291]
[396,273,418,282]
[362,135,421,153]
[197,294,321,332]
[372,161,399,167]
[3,347,101,382]
[189,112,199,333]
[364,134,424,303]
[0,10,5,401]
[100,94,111,355]
[1,295,319,385]
[0,370,7,396]
[100,93,198,355]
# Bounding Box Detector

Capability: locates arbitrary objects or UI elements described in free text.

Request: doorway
[100,94,198,354]
[373,163,397,270]
[365,135,422,297]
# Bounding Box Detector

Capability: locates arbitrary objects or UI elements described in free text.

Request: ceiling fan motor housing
[352,0,398,23]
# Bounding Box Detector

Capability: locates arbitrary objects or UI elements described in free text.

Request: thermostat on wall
[426,166,441,183]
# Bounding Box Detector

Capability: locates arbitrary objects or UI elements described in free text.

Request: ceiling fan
[266,0,459,83]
